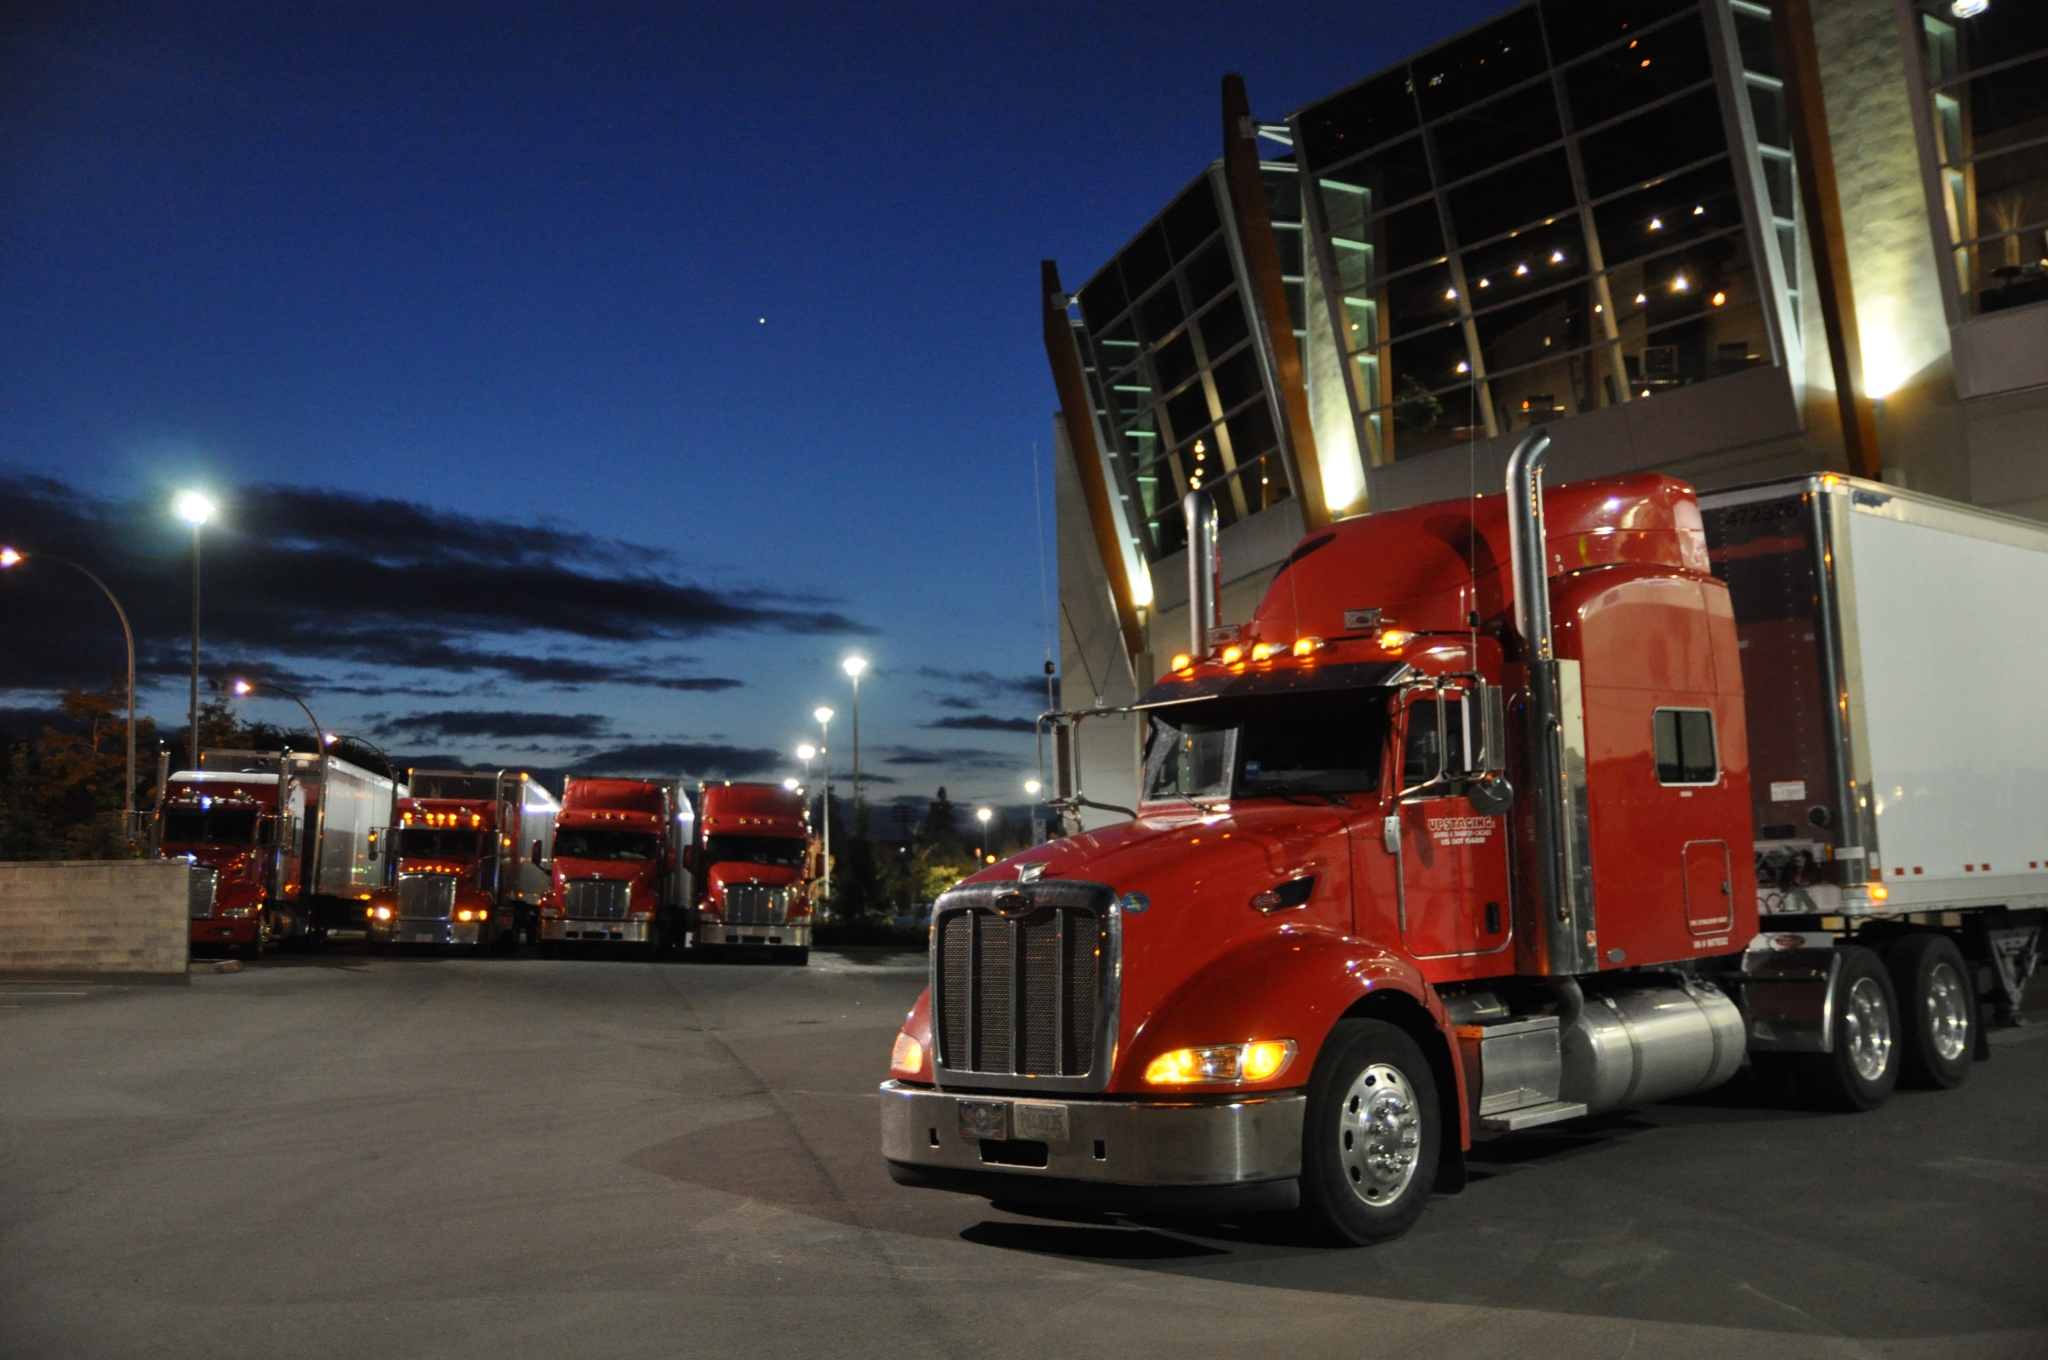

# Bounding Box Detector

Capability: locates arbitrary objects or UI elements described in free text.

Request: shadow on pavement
[960,1220,1228,1260]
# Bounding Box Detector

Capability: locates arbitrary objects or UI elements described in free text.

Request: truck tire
[1298,1018,1439,1246]
[1880,933,1975,1089]
[238,913,269,962]
[1794,946,1899,1111]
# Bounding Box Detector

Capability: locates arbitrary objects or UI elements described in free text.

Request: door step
[1478,1100,1588,1132]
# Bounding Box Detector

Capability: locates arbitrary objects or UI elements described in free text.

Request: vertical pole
[819,720,831,905]
[188,523,201,769]
[850,673,861,822]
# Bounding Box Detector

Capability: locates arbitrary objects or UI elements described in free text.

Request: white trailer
[1701,474,2047,1028]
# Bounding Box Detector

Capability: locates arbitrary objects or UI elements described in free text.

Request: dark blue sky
[1,0,1507,812]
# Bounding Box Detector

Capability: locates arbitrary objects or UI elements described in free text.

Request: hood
[555,857,650,881]
[168,847,260,880]
[708,862,802,894]
[970,800,1363,1058]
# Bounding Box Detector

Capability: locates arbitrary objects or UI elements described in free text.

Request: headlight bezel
[1142,1039,1298,1087]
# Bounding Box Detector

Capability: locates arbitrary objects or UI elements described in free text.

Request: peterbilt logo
[992,890,1033,917]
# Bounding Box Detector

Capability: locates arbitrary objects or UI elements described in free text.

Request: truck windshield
[1144,689,1391,801]
[162,808,261,844]
[705,834,805,869]
[555,829,660,861]
[396,828,488,859]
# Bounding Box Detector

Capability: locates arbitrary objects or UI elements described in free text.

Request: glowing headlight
[373,906,392,921]
[890,1033,924,1075]
[220,905,259,919]
[1144,1039,1297,1086]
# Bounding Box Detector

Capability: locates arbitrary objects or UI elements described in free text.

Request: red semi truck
[691,781,817,964]
[880,439,2048,1244]
[538,777,694,957]
[365,769,560,952]
[155,748,402,957]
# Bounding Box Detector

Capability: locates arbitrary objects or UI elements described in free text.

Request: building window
[1073,169,1297,561]
[1917,2,2048,317]
[1295,0,1780,464]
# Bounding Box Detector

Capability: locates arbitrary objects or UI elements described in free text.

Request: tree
[0,744,50,861]
[36,681,155,859]
[923,786,959,847]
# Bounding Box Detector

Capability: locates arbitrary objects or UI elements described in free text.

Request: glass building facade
[1915,2,2048,317]
[1292,0,1787,464]
[1067,165,1307,562]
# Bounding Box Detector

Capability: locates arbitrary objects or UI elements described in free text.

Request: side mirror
[366,828,380,861]
[1053,722,1076,802]
[1466,773,1514,816]
[1472,685,1508,774]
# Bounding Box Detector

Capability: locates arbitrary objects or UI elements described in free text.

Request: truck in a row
[879,446,2047,1245]
[158,766,823,965]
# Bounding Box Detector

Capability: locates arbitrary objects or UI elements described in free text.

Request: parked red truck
[365,769,559,952]
[881,438,2048,1244]
[539,777,694,957]
[155,748,402,957]
[691,781,817,964]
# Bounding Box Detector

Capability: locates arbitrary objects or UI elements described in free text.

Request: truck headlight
[220,905,259,919]
[372,906,392,922]
[1144,1039,1296,1086]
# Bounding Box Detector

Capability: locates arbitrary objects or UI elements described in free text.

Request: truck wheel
[1881,933,1974,1089]
[1795,946,1899,1111]
[238,914,269,962]
[1298,1018,1439,1245]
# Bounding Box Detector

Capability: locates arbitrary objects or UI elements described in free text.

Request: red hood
[708,862,803,894]
[555,857,651,882]
[163,846,262,881]
[965,800,1363,1074]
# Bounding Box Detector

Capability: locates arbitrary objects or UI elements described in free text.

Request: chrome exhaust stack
[1184,488,1222,657]
[1505,432,1596,976]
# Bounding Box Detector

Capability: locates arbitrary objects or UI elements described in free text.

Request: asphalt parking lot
[3,949,2045,1360]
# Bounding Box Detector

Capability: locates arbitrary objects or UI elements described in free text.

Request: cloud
[371,710,610,741]
[562,742,784,779]
[0,471,867,695]
[917,667,1050,702]
[923,714,1037,733]
[880,745,1030,771]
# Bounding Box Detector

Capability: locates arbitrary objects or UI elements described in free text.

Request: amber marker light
[1221,645,1243,666]
[1869,881,1890,902]
[1171,654,1193,673]
[890,1032,923,1074]
[1144,1039,1297,1085]
[1250,642,1274,662]
[1379,628,1414,650]
[1292,637,1323,658]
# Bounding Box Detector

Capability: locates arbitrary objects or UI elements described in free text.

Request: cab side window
[1654,708,1717,784]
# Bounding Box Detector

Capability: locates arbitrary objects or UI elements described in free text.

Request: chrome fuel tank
[1561,980,1746,1113]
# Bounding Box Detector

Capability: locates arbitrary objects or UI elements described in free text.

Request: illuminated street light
[782,777,799,792]
[976,806,993,861]
[1024,779,1041,796]
[175,491,215,770]
[841,656,867,817]
[0,545,141,839]
[231,677,323,757]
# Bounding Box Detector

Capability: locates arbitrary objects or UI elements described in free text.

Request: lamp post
[841,655,867,819]
[1025,778,1044,846]
[0,546,140,839]
[231,678,323,756]
[976,806,993,862]
[322,732,394,779]
[175,492,215,767]
[814,706,834,903]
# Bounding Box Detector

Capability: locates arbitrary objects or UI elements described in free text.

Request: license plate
[1011,1101,1070,1143]
[957,1100,1008,1141]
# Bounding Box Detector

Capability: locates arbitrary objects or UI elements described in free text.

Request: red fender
[890,987,935,1083]
[1119,923,1471,1148]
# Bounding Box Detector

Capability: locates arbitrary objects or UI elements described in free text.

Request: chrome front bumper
[700,922,810,948]
[879,1081,1303,1198]
[379,919,486,946]
[541,918,651,942]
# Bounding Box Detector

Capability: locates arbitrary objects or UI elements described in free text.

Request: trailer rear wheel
[1881,933,1974,1089]
[1795,946,1899,1111]
[1299,1018,1438,1245]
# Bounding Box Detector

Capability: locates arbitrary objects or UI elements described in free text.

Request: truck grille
[397,873,458,920]
[930,881,1116,1087]
[723,882,788,925]
[187,867,219,920]
[563,878,630,921]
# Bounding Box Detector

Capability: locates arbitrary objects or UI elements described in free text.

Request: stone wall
[0,860,189,978]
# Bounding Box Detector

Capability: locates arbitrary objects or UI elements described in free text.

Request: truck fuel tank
[1559,980,1746,1113]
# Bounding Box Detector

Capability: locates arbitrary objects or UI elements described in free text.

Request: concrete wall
[0,860,189,978]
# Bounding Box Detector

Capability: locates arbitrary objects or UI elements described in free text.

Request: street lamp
[231,678,323,757]
[0,546,140,839]
[796,741,816,787]
[814,706,834,903]
[782,777,799,792]
[175,491,215,768]
[322,732,394,779]
[841,655,867,819]
[976,806,993,861]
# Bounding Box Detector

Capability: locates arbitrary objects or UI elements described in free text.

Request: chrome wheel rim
[1925,961,1970,1063]
[1338,1062,1421,1206]
[1845,975,1893,1082]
